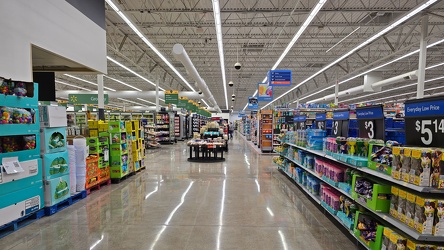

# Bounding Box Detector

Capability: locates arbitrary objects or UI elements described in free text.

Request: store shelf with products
[156,112,174,144]
[259,110,273,152]
[250,115,258,145]
[108,121,129,180]
[275,129,444,245]
[144,123,160,149]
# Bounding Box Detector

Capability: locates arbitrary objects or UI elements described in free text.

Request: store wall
[229,113,241,123]
[212,113,230,120]
[0,0,107,81]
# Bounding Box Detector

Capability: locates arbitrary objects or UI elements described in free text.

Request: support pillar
[417,14,428,99]
[97,74,105,120]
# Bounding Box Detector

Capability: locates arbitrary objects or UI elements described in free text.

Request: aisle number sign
[315,113,326,130]
[294,116,307,130]
[69,94,109,105]
[268,70,292,86]
[177,96,188,108]
[405,96,444,147]
[331,110,350,137]
[356,105,384,140]
[164,90,179,105]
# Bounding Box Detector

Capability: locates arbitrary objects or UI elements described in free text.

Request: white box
[39,106,67,128]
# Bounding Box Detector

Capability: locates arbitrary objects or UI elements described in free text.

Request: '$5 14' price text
[415,119,444,145]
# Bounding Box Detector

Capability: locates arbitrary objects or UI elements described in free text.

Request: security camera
[230,106,233,109]
[231,94,236,98]
[228,81,234,87]
[232,98,235,102]
[198,90,202,95]
[234,62,241,70]
[198,101,201,105]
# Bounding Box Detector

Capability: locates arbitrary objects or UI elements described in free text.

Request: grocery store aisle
[0,134,357,250]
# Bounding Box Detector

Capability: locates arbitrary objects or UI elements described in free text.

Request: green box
[352,174,391,213]
[353,211,384,250]
[367,143,392,175]
[42,151,69,180]
[347,156,368,167]
[43,174,70,206]
[108,121,125,133]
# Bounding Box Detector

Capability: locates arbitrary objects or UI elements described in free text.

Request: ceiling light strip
[55,80,91,91]
[261,0,439,109]
[105,0,196,92]
[64,74,116,91]
[117,98,148,107]
[212,0,228,109]
[104,75,142,91]
[326,27,361,53]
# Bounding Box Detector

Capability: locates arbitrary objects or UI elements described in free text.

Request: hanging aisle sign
[248,96,258,109]
[331,110,350,137]
[405,96,444,147]
[356,105,384,140]
[257,83,273,102]
[268,70,292,86]
[315,113,326,130]
[177,96,188,108]
[164,90,179,104]
[294,115,307,130]
[69,94,109,105]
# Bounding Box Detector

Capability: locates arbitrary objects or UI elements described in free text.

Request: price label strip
[405,97,444,147]
[356,105,384,140]
[332,110,350,137]
[294,115,307,130]
[315,113,326,130]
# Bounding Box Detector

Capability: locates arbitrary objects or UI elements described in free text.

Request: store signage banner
[332,110,350,120]
[74,105,83,112]
[332,110,350,137]
[248,96,258,109]
[356,105,384,140]
[238,111,246,118]
[177,99,188,108]
[164,90,179,105]
[268,70,292,86]
[356,105,384,119]
[315,112,326,130]
[405,96,444,147]
[68,94,109,105]
[257,83,273,102]
[186,100,194,111]
[294,116,307,130]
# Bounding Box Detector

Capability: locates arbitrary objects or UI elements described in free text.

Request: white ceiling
[53,0,444,111]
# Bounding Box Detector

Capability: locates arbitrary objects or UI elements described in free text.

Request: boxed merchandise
[0,181,44,226]
[43,175,70,206]
[40,127,67,154]
[431,150,444,188]
[397,189,407,223]
[401,147,412,183]
[389,186,399,218]
[368,141,397,175]
[381,227,393,250]
[434,200,444,236]
[109,121,125,133]
[42,151,69,179]
[406,239,437,250]
[0,134,40,162]
[39,105,67,128]
[391,147,403,180]
[352,174,391,213]
[405,192,416,228]
[353,212,384,250]
[389,231,407,250]
[410,148,432,186]
[0,158,42,196]
[414,196,436,234]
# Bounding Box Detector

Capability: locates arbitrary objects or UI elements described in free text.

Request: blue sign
[248,96,258,109]
[356,105,384,119]
[238,111,246,118]
[268,70,292,86]
[333,111,350,120]
[315,113,326,121]
[257,83,273,102]
[405,98,444,117]
[293,116,307,122]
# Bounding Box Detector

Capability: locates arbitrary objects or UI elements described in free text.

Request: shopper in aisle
[229,122,234,139]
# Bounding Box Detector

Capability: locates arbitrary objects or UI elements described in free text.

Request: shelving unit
[276,139,444,245]
[156,112,173,144]
[109,121,129,179]
[259,110,273,152]
[251,115,258,145]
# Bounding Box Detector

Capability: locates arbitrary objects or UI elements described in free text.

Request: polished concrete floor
[0,132,359,250]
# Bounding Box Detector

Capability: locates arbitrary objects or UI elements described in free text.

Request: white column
[156,77,160,112]
[97,74,105,120]
[334,70,339,105]
[417,14,428,99]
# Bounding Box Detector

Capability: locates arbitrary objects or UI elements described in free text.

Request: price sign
[356,105,384,140]
[294,116,307,130]
[332,110,350,137]
[315,113,326,130]
[405,97,444,147]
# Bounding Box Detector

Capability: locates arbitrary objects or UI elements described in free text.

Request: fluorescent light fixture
[326,27,361,53]
[201,99,210,108]
[137,98,156,105]
[105,0,196,92]
[262,0,440,109]
[426,61,444,70]
[212,0,228,109]
[104,75,142,91]
[64,74,116,91]
[55,80,91,91]
[243,0,327,110]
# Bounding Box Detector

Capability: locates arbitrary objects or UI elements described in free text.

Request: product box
[352,174,391,213]
[391,147,403,180]
[389,186,399,218]
[40,127,67,154]
[0,158,42,196]
[381,227,393,250]
[88,120,98,129]
[405,192,417,228]
[397,189,407,223]
[435,200,444,236]
[0,133,41,162]
[368,143,393,175]
[431,150,444,188]
[389,232,407,250]
[353,211,384,250]
[43,174,70,207]
[406,239,437,250]
[42,151,69,180]
[39,105,67,128]
[98,166,110,182]
[89,129,98,137]
[414,196,436,234]
[401,147,412,183]
[410,148,432,186]
[0,181,44,226]
[109,121,125,133]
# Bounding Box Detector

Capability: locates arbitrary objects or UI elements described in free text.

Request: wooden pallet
[86,179,111,195]
[0,209,45,239]
[44,190,87,216]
